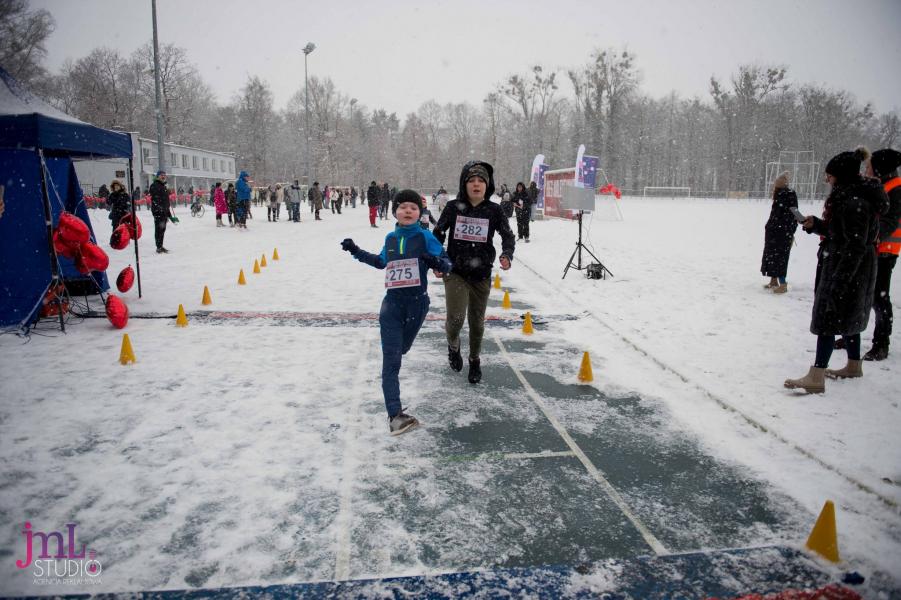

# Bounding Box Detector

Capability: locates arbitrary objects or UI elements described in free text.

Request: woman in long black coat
[785,147,889,393]
[761,171,798,293]
[512,181,531,241]
[107,180,131,227]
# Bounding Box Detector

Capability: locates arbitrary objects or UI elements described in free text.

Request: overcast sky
[32,0,901,116]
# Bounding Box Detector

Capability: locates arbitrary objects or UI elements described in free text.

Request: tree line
[3,1,898,196]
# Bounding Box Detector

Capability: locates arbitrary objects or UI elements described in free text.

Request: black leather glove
[421,253,441,270]
[341,238,359,255]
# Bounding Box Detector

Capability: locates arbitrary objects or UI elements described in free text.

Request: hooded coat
[107,185,131,226]
[808,175,889,336]
[149,177,170,218]
[760,186,798,278]
[433,161,516,282]
[236,171,251,201]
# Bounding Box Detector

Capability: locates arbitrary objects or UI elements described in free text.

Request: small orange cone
[176,304,188,327]
[119,333,136,365]
[201,286,212,305]
[805,500,840,563]
[522,312,534,335]
[260,254,268,267]
[253,259,261,274]
[502,290,511,310]
[238,269,247,285]
[272,248,280,260]
[578,351,593,382]
[493,273,501,289]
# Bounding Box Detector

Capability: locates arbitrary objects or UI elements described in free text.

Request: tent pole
[127,158,143,298]
[38,149,65,333]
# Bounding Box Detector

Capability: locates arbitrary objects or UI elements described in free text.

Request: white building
[74,133,237,196]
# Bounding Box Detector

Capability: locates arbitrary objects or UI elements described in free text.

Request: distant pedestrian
[512,181,531,242]
[214,182,227,227]
[367,181,380,227]
[107,180,131,227]
[761,171,798,293]
[149,170,172,253]
[235,171,252,229]
[225,183,237,226]
[309,181,323,220]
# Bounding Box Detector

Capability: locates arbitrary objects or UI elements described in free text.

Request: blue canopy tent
[0,67,137,333]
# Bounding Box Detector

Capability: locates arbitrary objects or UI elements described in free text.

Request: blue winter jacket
[354,223,452,296]
[236,171,251,201]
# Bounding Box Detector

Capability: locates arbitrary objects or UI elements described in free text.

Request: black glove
[341,238,360,255]
[420,254,440,270]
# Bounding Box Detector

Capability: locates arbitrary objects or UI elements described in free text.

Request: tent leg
[38,149,65,333]
[127,159,143,298]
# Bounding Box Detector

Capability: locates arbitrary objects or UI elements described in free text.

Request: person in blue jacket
[235,170,251,229]
[341,189,452,435]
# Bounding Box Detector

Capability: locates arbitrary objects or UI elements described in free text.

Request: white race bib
[385,258,421,289]
[454,216,489,243]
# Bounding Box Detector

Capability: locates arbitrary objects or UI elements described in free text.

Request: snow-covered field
[1,196,899,596]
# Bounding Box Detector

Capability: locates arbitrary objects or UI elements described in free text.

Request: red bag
[74,252,91,274]
[110,224,131,250]
[116,265,135,293]
[105,294,129,329]
[53,230,80,259]
[57,211,90,244]
[120,213,143,239]
[79,241,110,272]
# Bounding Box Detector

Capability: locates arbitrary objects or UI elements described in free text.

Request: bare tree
[0,0,54,85]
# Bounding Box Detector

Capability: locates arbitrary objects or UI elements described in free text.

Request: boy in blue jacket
[341,190,452,435]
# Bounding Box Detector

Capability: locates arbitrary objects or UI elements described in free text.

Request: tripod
[562,210,613,279]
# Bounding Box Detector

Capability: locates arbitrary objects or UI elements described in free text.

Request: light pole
[303,43,315,187]
[151,0,166,175]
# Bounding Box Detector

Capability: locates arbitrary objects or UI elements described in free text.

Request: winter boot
[825,359,863,379]
[763,278,778,289]
[388,412,419,436]
[772,283,788,294]
[448,345,463,372]
[467,358,482,384]
[783,366,826,394]
[863,345,889,361]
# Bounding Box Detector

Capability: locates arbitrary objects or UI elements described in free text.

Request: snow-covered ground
[1,196,899,596]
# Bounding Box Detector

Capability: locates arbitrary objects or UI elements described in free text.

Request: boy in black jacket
[342,190,453,435]
[433,161,515,383]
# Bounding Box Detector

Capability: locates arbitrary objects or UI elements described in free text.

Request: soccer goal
[642,186,691,199]
[765,150,819,201]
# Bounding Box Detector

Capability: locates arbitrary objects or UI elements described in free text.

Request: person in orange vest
[865,148,901,361]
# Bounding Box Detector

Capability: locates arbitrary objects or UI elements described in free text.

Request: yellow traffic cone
[493,273,501,289]
[260,254,268,267]
[253,259,261,274]
[202,285,212,305]
[119,333,136,365]
[805,500,840,563]
[578,351,594,382]
[523,312,534,335]
[176,304,188,327]
[502,290,511,310]
[238,269,247,285]
[272,247,280,260]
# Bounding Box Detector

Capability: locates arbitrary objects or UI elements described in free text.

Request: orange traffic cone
[502,290,511,310]
[272,247,280,260]
[805,500,840,563]
[176,304,188,327]
[261,254,268,267]
[253,259,261,274]
[119,334,136,365]
[493,273,501,289]
[578,351,593,382]
[202,286,212,305]
[238,269,247,285]
[522,312,534,335]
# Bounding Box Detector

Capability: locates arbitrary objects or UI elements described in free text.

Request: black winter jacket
[149,180,170,218]
[367,185,380,207]
[108,189,131,226]
[433,161,515,282]
[807,176,889,336]
[760,187,798,278]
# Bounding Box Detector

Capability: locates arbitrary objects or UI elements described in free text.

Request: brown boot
[764,278,778,289]
[825,359,863,379]
[772,283,788,294]
[784,366,826,393]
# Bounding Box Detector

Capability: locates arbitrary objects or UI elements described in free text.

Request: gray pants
[444,273,491,360]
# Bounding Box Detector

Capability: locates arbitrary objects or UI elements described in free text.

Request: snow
[0,196,899,595]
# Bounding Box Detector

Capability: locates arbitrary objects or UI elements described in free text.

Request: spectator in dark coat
[785,147,889,393]
[149,171,172,253]
[367,181,380,227]
[97,184,110,208]
[380,183,390,219]
[761,171,798,293]
[107,180,131,227]
[512,181,531,242]
[527,181,539,221]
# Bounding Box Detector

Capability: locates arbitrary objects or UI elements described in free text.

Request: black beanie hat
[870,148,901,178]
[826,146,870,182]
[395,189,422,212]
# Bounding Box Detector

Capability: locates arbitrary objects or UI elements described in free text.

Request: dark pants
[516,208,530,239]
[815,333,860,368]
[872,254,897,348]
[153,216,167,249]
[379,294,430,418]
[444,273,491,360]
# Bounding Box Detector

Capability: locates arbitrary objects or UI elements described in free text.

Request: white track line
[333,330,377,581]
[492,331,669,556]
[378,450,577,468]
[517,258,900,514]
